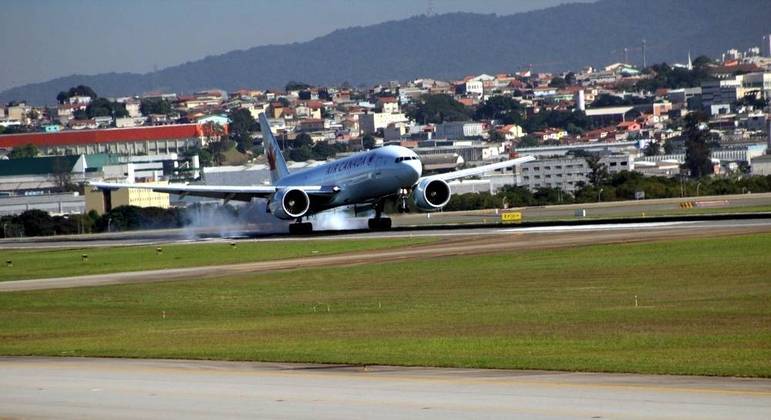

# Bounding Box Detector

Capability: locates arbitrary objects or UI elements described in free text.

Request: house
[69,119,98,130]
[616,121,641,132]
[297,118,325,132]
[377,97,400,114]
[496,124,525,140]
[532,128,568,142]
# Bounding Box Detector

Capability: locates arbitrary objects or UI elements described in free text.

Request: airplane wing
[418,155,536,182]
[89,181,339,202]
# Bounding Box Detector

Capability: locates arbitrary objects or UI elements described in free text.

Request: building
[85,181,170,215]
[0,193,84,217]
[358,112,408,134]
[496,124,525,140]
[514,141,641,158]
[0,124,225,156]
[584,106,636,126]
[433,121,485,139]
[0,155,86,194]
[518,154,633,193]
[701,79,739,111]
[751,154,771,175]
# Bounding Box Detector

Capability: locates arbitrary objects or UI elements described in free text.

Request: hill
[2,0,770,104]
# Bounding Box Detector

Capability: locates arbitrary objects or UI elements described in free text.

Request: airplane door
[373,157,385,178]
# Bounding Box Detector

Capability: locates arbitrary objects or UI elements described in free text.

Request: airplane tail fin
[259,113,290,183]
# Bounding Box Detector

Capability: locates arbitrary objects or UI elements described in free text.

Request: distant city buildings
[1,36,770,209]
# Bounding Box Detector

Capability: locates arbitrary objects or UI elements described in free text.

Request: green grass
[1,234,770,377]
[0,237,434,282]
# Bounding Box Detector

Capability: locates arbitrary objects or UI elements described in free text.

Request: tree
[474,95,524,124]
[51,157,77,192]
[140,98,172,115]
[643,142,661,156]
[285,81,311,91]
[204,123,232,166]
[362,133,376,149]
[683,112,713,178]
[635,61,715,92]
[18,210,56,237]
[517,135,539,148]
[663,140,677,155]
[548,76,567,89]
[56,91,69,104]
[406,94,471,124]
[58,85,98,103]
[521,110,592,133]
[488,129,505,142]
[586,155,609,187]
[227,108,257,152]
[311,142,337,160]
[8,144,38,159]
[293,133,313,149]
[85,97,128,119]
[288,146,312,162]
[565,72,577,86]
[735,93,768,109]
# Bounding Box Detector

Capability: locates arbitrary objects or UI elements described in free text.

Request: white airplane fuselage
[277,145,422,213]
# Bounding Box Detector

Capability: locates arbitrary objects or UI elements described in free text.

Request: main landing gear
[396,188,410,213]
[368,200,392,231]
[289,219,313,235]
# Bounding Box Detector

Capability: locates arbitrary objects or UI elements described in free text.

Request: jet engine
[269,188,311,219]
[412,178,451,211]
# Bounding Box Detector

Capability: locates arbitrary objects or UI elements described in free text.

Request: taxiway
[1,357,769,419]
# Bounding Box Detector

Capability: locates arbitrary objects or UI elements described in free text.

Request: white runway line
[501,221,693,233]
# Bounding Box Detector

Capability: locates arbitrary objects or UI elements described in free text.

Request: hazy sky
[0,0,595,91]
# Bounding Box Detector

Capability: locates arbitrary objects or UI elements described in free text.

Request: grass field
[0,237,434,282]
[1,233,769,377]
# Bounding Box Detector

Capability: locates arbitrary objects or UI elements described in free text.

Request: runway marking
[501,221,692,233]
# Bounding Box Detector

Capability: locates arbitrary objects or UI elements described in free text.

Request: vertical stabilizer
[259,113,290,183]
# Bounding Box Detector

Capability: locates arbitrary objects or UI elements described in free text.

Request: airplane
[90,114,535,234]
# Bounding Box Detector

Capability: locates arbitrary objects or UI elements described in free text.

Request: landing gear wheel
[397,198,409,213]
[289,222,313,235]
[397,188,410,213]
[368,217,392,231]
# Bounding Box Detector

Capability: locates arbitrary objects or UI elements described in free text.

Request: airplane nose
[405,160,422,181]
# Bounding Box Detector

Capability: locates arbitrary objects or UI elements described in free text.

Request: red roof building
[0,124,226,156]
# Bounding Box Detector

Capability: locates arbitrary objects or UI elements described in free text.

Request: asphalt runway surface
[2,218,771,292]
[1,357,769,419]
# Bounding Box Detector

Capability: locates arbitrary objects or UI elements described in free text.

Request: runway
[1,357,769,419]
[2,218,771,292]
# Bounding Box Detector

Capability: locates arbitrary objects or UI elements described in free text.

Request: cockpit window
[396,156,418,162]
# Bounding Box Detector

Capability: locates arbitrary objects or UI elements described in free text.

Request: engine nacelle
[412,178,451,211]
[269,188,310,220]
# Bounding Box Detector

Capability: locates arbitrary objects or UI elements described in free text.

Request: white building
[358,112,408,134]
[434,121,485,139]
[518,155,633,193]
[464,80,484,96]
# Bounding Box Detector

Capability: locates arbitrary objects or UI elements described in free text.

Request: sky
[0,0,595,91]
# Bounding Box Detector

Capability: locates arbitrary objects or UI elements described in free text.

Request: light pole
[696,182,702,196]
[597,188,604,202]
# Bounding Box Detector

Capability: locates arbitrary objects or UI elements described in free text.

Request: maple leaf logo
[266,146,277,171]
